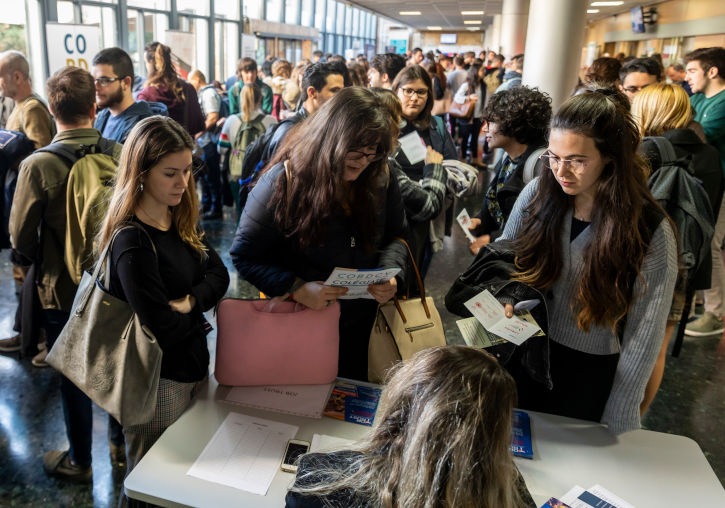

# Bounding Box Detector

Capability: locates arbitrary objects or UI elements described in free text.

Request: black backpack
[0,129,35,249]
[646,136,714,285]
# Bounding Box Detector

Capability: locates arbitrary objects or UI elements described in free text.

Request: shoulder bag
[368,238,446,383]
[46,224,163,427]
[448,97,474,120]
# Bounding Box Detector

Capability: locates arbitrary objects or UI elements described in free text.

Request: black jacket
[446,240,552,389]
[474,142,546,240]
[639,127,723,215]
[265,107,309,161]
[230,163,408,295]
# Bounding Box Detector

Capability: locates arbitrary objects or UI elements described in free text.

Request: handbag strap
[394,237,431,319]
[75,222,158,315]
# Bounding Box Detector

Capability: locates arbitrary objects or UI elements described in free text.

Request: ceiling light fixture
[587,9,600,13]
[466,27,480,31]
[427,26,442,30]
[590,1,624,6]
[461,10,484,15]
[463,20,482,24]
[399,11,422,15]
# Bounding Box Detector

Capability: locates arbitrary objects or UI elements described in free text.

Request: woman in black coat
[229,87,408,381]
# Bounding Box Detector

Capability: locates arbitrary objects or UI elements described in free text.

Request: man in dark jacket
[468,86,552,254]
[92,47,168,143]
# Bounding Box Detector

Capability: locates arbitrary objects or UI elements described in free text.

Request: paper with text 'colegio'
[463,289,541,346]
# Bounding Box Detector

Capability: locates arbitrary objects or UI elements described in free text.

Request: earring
[138,183,144,192]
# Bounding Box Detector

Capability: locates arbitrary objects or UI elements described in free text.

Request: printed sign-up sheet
[187,413,298,495]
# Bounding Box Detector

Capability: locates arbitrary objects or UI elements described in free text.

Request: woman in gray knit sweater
[498,89,678,435]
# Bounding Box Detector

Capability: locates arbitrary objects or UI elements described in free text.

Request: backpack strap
[523,147,547,185]
[37,135,116,169]
[432,115,446,142]
[645,136,677,164]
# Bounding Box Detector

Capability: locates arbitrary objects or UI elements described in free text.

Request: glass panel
[301,0,313,27]
[57,1,75,23]
[352,8,359,37]
[336,2,344,35]
[265,0,282,22]
[215,21,240,83]
[371,16,377,40]
[336,34,343,54]
[344,5,352,34]
[128,0,169,8]
[176,16,209,80]
[81,6,117,54]
[325,33,334,53]
[215,0,240,19]
[177,0,209,16]
[245,0,262,20]
[314,0,325,31]
[285,0,299,24]
[326,0,335,33]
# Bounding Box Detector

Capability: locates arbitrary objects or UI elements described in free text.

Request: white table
[516,411,725,507]
[124,377,372,507]
[126,378,725,507]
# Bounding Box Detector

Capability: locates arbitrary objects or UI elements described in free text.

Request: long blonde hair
[290,346,522,507]
[631,83,692,137]
[240,82,261,122]
[96,115,206,258]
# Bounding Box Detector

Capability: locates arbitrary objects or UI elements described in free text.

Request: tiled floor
[1,190,724,507]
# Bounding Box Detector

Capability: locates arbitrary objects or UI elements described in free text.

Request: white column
[490,14,502,54]
[500,0,529,58]
[521,0,587,109]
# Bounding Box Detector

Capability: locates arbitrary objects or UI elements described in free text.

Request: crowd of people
[0,39,723,506]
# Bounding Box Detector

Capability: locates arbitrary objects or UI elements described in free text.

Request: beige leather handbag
[46,224,162,427]
[368,239,446,383]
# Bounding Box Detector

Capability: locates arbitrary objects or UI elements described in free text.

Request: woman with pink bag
[230,87,408,381]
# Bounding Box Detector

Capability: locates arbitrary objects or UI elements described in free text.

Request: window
[215,0,240,19]
[344,5,352,34]
[81,5,117,50]
[245,0,262,19]
[301,0,313,27]
[285,0,299,24]
[178,16,209,79]
[315,0,325,30]
[352,8,359,37]
[215,21,239,82]
[128,0,169,8]
[265,0,282,22]
[177,0,210,16]
[336,2,344,35]
[326,0,335,33]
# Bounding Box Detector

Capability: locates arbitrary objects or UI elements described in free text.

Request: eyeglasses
[622,83,650,94]
[347,150,386,162]
[539,151,588,172]
[399,87,428,98]
[94,77,122,87]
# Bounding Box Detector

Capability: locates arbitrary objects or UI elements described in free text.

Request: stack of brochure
[541,485,635,508]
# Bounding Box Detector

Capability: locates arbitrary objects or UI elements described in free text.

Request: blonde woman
[632,83,723,410]
[285,346,535,507]
[95,116,229,501]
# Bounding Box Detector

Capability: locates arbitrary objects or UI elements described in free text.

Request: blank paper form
[187,412,299,495]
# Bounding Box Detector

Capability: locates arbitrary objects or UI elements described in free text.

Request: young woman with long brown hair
[229,87,408,381]
[285,346,535,507]
[137,42,205,136]
[96,116,229,503]
[499,88,678,435]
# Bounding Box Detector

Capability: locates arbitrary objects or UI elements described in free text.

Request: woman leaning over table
[391,65,456,280]
[95,115,229,505]
[229,87,408,382]
[498,88,678,435]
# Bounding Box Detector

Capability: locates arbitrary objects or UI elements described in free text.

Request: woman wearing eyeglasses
[391,65,457,282]
[229,87,408,381]
[498,88,678,435]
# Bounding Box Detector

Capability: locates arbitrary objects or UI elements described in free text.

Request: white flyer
[398,130,427,165]
[187,412,298,495]
[463,289,541,346]
[324,267,401,299]
[456,208,477,243]
[224,383,334,419]
[560,484,636,508]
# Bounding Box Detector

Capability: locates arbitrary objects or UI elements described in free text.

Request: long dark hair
[513,88,669,332]
[466,62,484,96]
[144,42,185,101]
[391,65,434,130]
[269,87,398,250]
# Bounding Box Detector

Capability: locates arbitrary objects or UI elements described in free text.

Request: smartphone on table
[281,439,310,473]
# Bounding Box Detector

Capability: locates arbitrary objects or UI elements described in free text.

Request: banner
[45,23,101,74]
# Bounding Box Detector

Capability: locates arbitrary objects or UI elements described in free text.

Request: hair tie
[594,88,617,97]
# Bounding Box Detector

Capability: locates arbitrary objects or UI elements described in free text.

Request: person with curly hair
[467,86,552,254]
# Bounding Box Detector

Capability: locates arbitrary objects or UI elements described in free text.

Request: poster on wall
[241,34,257,60]
[45,23,101,74]
[164,30,194,78]
[389,39,408,55]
